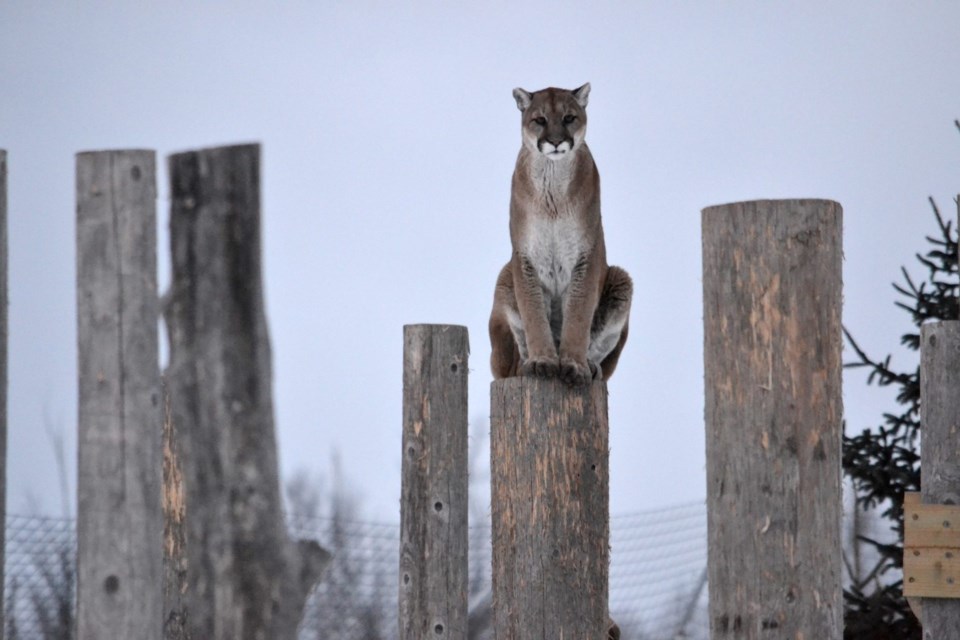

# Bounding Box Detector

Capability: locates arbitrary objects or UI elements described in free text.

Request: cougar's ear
[573,82,591,108]
[513,88,533,112]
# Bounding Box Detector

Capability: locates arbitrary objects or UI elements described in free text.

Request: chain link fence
[4,502,708,640]
[5,514,75,640]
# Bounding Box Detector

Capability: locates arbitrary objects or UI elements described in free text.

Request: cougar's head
[513,83,590,160]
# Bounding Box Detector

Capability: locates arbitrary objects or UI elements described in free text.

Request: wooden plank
[490,377,609,639]
[904,493,960,549]
[76,149,162,640]
[918,321,960,629]
[399,324,469,640]
[702,199,843,639]
[164,144,328,639]
[904,547,960,599]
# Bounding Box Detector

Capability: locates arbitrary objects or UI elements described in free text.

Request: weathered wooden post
[0,149,7,636]
[702,199,843,638]
[490,377,609,639]
[163,143,328,640]
[76,149,163,639]
[914,321,960,634]
[399,324,469,639]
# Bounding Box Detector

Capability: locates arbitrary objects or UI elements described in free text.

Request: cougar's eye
[563,114,577,125]
[533,116,547,126]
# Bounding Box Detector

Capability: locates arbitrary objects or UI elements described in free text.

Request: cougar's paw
[520,356,559,378]
[559,357,592,386]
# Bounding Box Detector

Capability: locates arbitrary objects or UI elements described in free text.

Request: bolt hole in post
[104,575,119,594]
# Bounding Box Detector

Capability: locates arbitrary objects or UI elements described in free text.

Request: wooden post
[399,324,469,639]
[76,149,163,639]
[163,144,328,640]
[919,321,960,634]
[490,377,609,639]
[0,148,7,637]
[702,199,843,639]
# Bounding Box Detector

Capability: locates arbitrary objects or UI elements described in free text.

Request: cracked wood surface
[164,144,328,640]
[702,199,843,639]
[399,324,469,640]
[76,149,163,639]
[491,377,609,639]
[918,321,960,633]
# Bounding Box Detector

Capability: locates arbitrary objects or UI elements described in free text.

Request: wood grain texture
[904,493,960,551]
[702,199,843,639]
[0,149,7,637]
[162,376,190,639]
[399,324,469,640]
[76,149,163,640]
[164,144,328,640]
[919,321,960,634]
[490,377,609,640]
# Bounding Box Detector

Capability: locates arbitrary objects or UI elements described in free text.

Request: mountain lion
[489,83,632,386]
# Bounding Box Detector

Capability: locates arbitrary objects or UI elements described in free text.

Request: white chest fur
[523,215,585,299]
[529,153,575,194]
[518,153,589,300]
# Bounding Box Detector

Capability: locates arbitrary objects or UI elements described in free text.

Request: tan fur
[489,83,632,386]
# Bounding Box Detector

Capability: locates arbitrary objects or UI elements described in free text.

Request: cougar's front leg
[513,255,559,377]
[558,254,601,385]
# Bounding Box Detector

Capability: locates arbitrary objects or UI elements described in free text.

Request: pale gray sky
[2,2,960,520]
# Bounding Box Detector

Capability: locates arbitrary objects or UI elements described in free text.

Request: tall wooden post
[490,378,609,639]
[702,199,843,638]
[164,144,328,640]
[76,149,163,639]
[399,324,469,639]
[919,321,960,634]
[0,149,7,637]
